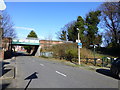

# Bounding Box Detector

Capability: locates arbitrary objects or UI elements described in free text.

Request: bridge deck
[12,39,40,46]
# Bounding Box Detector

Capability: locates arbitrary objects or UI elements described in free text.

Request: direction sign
[90,45,94,47]
[79,45,82,48]
[78,43,82,48]
[78,43,82,46]
[76,40,81,43]
[90,45,98,48]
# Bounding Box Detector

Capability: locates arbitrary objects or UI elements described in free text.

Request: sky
[5,2,103,40]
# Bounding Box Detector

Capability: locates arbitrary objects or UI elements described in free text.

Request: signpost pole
[77,29,81,65]
[94,45,95,61]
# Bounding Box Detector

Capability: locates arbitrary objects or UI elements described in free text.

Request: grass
[81,48,114,59]
[37,56,110,72]
[38,46,114,71]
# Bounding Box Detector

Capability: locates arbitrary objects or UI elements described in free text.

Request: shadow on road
[24,72,38,90]
[96,69,119,80]
[13,52,31,57]
[1,83,10,90]
[0,61,11,77]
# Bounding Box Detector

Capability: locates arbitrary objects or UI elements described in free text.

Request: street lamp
[77,28,81,65]
[90,44,98,66]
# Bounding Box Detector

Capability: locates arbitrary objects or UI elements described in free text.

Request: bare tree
[0,11,16,38]
[99,2,120,47]
[46,33,53,48]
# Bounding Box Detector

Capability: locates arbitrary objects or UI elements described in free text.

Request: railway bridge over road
[12,38,40,56]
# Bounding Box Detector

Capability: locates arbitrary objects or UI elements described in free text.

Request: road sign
[76,40,81,43]
[78,43,82,48]
[90,44,98,48]
[90,45,94,47]
[79,45,82,48]
[78,43,82,46]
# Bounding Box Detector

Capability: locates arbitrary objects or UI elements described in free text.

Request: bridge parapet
[12,38,40,45]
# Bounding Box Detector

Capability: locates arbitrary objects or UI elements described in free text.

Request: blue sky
[5,2,103,40]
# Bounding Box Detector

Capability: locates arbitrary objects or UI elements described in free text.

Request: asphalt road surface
[15,56,119,88]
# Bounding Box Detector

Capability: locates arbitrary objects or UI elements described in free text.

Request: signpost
[90,44,98,66]
[76,28,82,65]
[78,43,82,48]
[78,42,82,65]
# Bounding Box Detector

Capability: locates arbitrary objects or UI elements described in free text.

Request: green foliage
[51,43,108,63]
[59,30,67,41]
[85,10,101,47]
[24,46,32,53]
[67,16,85,42]
[55,3,120,58]
[65,48,78,62]
[24,30,38,53]
[67,22,78,42]
[75,16,86,43]
[57,13,102,47]
[51,43,77,62]
[27,30,38,38]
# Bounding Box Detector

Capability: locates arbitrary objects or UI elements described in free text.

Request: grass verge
[36,56,110,71]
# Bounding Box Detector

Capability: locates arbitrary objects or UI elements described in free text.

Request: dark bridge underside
[12,44,39,56]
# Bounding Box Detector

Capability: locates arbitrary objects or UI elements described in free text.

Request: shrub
[51,43,78,62]
[50,43,107,63]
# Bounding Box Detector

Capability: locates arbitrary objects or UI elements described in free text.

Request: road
[15,56,119,88]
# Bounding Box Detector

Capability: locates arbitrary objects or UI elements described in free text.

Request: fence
[40,52,116,68]
[40,52,53,57]
[80,57,116,67]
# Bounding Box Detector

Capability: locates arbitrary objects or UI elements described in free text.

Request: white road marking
[56,71,67,77]
[40,64,44,66]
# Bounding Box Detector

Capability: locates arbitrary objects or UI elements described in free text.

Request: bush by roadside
[40,43,116,67]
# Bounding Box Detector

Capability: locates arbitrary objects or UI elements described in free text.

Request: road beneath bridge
[12,38,40,56]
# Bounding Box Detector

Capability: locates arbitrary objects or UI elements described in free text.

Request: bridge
[12,38,40,56]
[12,38,40,46]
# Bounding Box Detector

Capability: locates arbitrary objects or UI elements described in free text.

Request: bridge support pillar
[35,46,41,56]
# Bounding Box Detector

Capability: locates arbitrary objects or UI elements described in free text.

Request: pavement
[0,57,16,89]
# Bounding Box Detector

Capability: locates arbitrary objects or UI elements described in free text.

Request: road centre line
[40,64,44,66]
[56,71,67,77]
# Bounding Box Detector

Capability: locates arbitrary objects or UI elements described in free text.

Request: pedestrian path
[0,57,16,89]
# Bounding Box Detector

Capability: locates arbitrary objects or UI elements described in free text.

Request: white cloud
[13,27,35,31]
